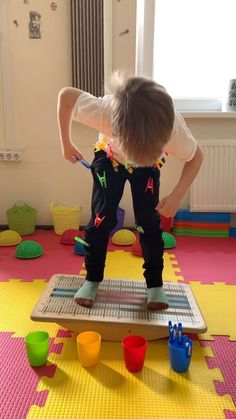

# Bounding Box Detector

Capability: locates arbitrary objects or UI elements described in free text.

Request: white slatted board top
[31,275,207,339]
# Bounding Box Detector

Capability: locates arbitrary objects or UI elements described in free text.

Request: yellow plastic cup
[77,331,101,368]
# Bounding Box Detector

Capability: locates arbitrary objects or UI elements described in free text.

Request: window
[136,0,236,111]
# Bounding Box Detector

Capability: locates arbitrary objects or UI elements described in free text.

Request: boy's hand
[156,192,180,218]
[62,142,83,164]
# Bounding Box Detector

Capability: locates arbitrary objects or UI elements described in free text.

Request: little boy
[57,73,203,310]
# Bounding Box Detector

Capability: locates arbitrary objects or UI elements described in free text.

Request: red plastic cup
[122,335,147,372]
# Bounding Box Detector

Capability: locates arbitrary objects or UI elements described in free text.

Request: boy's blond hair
[110,72,174,166]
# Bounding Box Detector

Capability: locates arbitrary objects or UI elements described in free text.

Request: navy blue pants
[84,150,164,288]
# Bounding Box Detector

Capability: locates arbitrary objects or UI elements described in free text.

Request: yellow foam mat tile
[0,280,60,337]
[103,250,183,282]
[28,337,235,419]
[190,282,236,341]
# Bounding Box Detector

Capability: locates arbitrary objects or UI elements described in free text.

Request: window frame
[135,0,227,113]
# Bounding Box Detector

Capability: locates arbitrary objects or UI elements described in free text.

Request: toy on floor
[173,209,231,237]
[74,236,90,256]
[74,242,88,256]
[15,240,43,259]
[131,231,176,256]
[60,229,83,245]
[25,331,49,367]
[162,232,176,249]
[168,321,193,373]
[0,230,22,246]
[112,229,136,245]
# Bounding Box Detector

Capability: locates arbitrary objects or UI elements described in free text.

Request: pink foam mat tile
[0,331,66,418]
[224,411,236,418]
[0,230,85,281]
[201,336,236,409]
[172,236,236,284]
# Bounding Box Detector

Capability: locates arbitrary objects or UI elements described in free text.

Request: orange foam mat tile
[189,282,236,341]
[0,279,60,337]
[28,337,235,419]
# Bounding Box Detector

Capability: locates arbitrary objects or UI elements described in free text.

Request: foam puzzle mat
[27,338,235,419]
[0,231,236,418]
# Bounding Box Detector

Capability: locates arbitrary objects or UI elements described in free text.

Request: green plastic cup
[25,331,49,367]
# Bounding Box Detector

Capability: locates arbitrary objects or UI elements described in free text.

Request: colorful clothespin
[75,157,91,169]
[112,159,119,172]
[178,322,182,344]
[168,320,173,341]
[185,341,192,357]
[125,160,133,174]
[134,224,144,234]
[106,143,113,160]
[172,324,177,341]
[94,213,105,228]
[97,171,107,188]
[94,135,108,153]
[156,156,166,170]
[145,177,154,193]
[74,237,90,247]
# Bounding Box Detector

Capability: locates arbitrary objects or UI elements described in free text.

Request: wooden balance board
[31,274,207,341]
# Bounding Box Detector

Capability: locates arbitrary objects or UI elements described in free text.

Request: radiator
[190,139,236,212]
[71,0,104,96]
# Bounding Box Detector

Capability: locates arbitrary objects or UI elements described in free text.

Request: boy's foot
[74,280,99,308]
[147,287,169,310]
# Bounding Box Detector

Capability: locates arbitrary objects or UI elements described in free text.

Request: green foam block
[173,228,229,237]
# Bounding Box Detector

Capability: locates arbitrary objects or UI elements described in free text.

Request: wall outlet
[0,150,23,161]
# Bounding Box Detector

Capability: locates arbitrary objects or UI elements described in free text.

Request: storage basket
[7,201,37,235]
[50,203,81,235]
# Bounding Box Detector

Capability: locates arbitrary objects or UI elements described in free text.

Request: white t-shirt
[72,91,197,165]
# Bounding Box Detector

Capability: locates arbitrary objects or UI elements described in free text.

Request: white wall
[1,0,236,227]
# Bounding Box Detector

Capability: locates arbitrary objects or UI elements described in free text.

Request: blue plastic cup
[168,336,192,373]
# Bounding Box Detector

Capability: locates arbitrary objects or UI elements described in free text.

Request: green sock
[147,287,169,310]
[74,280,99,302]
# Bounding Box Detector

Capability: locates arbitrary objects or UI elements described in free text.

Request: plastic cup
[122,335,147,372]
[25,331,49,367]
[168,337,193,373]
[77,331,101,368]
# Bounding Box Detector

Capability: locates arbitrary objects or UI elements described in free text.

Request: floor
[0,229,236,419]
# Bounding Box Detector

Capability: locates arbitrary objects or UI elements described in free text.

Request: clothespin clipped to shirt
[94,135,108,153]
[112,159,119,172]
[97,171,107,188]
[106,143,113,160]
[125,159,133,174]
[156,152,168,170]
[94,212,105,228]
[156,156,166,170]
[74,236,90,247]
[145,177,154,193]
[134,224,144,234]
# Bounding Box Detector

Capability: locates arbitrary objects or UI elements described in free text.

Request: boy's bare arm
[157,145,203,217]
[57,87,84,163]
